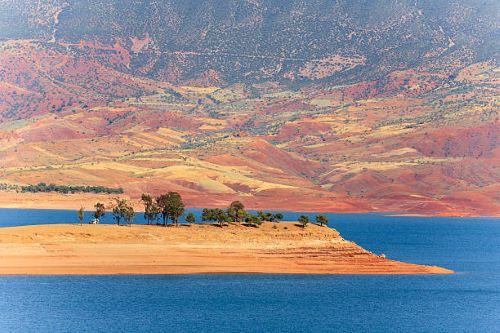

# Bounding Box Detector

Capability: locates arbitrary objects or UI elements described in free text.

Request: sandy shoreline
[0,222,453,276]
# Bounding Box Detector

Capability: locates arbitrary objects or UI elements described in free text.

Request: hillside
[0,1,498,216]
[1,1,498,85]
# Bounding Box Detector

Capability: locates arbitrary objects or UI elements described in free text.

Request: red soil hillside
[0,38,498,216]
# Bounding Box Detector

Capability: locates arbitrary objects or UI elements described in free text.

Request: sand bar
[0,222,453,275]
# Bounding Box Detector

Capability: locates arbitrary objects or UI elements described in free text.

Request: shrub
[315,214,328,227]
[186,212,196,224]
[298,215,309,228]
[245,213,262,227]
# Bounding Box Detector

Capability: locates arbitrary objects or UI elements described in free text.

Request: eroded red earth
[0,40,498,216]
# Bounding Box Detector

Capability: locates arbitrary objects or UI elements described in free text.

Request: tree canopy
[202,208,228,226]
[227,200,246,223]
[257,211,283,222]
[142,194,160,225]
[165,192,185,226]
[156,194,170,226]
[94,202,105,221]
[21,183,123,194]
[244,213,262,227]
[185,212,196,224]
[298,215,309,228]
[112,198,135,226]
[316,214,328,227]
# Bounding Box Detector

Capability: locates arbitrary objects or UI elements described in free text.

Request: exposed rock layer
[0,222,453,275]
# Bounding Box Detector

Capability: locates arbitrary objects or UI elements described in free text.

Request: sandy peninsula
[0,222,453,275]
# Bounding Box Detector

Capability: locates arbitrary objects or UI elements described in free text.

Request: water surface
[0,209,498,332]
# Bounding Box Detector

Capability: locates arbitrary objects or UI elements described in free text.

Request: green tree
[201,208,228,226]
[94,202,105,222]
[142,194,160,225]
[227,200,246,223]
[316,214,328,227]
[257,211,267,221]
[256,211,283,222]
[113,198,130,225]
[123,205,135,226]
[274,213,284,222]
[112,199,125,225]
[156,194,170,226]
[78,207,85,225]
[186,212,196,224]
[202,208,215,223]
[298,215,309,228]
[165,192,185,226]
[237,209,247,222]
[245,213,262,227]
[214,208,228,227]
[112,198,134,226]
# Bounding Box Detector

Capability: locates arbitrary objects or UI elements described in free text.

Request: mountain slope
[1,0,498,84]
[0,0,498,215]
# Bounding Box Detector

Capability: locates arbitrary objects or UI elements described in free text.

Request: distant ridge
[0,0,497,84]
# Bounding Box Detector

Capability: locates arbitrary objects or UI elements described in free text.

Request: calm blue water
[0,209,499,332]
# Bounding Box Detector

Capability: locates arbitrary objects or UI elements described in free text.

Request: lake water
[0,209,499,332]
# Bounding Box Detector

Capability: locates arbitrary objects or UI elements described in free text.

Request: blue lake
[0,209,499,332]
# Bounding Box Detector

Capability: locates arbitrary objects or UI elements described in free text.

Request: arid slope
[0,1,498,216]
[0,53,497,215]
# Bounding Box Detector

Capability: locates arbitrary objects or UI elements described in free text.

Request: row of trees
[22,182,123,194]
[78,192,186,227]
[201,201,288,227]
[79,193,329,228]
[298,214,329,228]
[142,192,185,226]
[78,200,134,226]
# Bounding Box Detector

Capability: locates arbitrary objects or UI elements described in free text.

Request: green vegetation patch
[20,183,124,194]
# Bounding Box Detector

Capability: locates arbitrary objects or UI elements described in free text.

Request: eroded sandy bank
[0,222,453,275]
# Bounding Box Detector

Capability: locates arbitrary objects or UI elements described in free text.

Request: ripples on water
[0,209,499,332]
